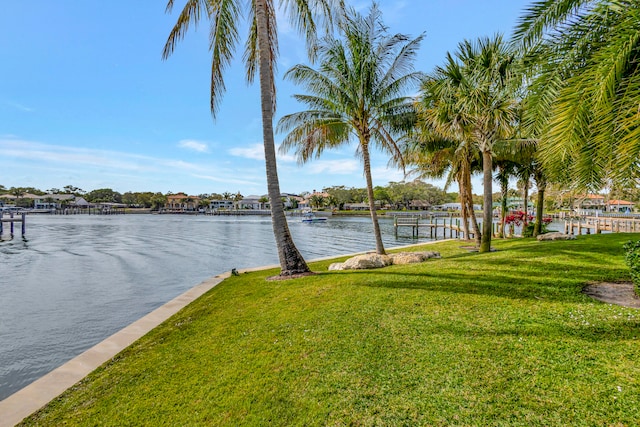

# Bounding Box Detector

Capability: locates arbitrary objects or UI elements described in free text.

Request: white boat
[301,212,327,223]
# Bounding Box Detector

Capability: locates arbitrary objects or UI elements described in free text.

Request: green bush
[623,240,640,294]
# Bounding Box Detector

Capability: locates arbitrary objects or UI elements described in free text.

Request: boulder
[341,253,392,270]
[328,262,345,271]
[328,251,441,270]
[389,251,441,265]
[537,232,576,241]
[328,253,392,270]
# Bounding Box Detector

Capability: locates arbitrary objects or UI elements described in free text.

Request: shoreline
[0,241,442,426]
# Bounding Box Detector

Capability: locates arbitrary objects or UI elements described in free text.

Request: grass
[21,234,640,426]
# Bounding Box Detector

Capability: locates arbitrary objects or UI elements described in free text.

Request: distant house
[435,202,482,211]
[574,194,635,213]
[165,193,200,211]
[239,195,268,210]
[32,194,76,209]
[209,199,234,210]
[409,200,431,211]
[344,202,371,211]
[607,199,635,213]
[574,194,606,211]
[282,193,303,209]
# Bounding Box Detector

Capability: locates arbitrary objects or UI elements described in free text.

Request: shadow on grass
[316,234,637,305]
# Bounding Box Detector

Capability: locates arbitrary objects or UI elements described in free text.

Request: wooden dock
[0,212,26,238]
[565,217,640,235]
[393,215,472,239]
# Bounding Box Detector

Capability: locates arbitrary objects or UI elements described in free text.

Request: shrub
[623,240,640,295]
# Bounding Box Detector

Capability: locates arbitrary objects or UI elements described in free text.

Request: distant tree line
[1,180,469,211]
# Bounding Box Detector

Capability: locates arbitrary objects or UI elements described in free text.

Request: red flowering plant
[504,211,552,237]
[504,211,532,227]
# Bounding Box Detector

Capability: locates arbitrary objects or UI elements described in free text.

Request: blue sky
[1,1,529,196]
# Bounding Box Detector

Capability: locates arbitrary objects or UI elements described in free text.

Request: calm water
[0,213,438,400]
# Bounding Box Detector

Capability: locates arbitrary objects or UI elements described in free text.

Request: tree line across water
[0,181,466,211]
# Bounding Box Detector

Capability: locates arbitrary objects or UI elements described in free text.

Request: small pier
[393,214,472,239]
[0,212,26,239]
[564,216,640,235]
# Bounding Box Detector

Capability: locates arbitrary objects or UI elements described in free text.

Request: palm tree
[277,4,424,255]
[162,0,341,275]
[309,194,325,210]
[513,0,640,190]
[413,78,483,245]
[422,35,519,252]
[404,135,482,244]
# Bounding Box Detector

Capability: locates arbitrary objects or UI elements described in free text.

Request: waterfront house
[32,194,76,209]
[573,194,605,210]
[435,202,482,211]
[165,193,201,212]
[239,195,267,210]
[409,200,431,211]
[573,194,635,214]
[209,199,235,210]
[607,199,635,213]
[344,202,367,211]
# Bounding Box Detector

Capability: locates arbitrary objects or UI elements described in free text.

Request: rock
[341,253,392,270]
[328,262,345,271]
[537,232,576,241]
[389,251,441,265]
[328,251,441,270]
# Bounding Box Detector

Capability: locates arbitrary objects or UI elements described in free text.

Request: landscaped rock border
[537,232,576,241]
[328,251,441,271]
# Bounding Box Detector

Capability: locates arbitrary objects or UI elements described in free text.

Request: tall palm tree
[414,76,483,245]
[163,0,342,276]
[419,35,519,251]
[513,0,640,190]
[277,4,424,255]
[404,135,482,244]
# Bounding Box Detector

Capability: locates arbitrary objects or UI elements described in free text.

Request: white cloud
[178,139,210,153]
[228,143,297,163]
[306,159,360,175]
[228,143,264,160]
[193,174,261,186]
[0,138,215,177]
[371,165,407,184]
[5,101,34,112]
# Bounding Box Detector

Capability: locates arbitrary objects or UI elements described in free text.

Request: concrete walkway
[0,272,232,427]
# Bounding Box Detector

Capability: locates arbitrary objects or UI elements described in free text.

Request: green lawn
[21,234,640,426]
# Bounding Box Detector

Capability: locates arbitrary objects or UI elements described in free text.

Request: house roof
[608,199,634,205]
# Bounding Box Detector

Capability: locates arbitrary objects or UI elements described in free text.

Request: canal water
[0,213,437,401]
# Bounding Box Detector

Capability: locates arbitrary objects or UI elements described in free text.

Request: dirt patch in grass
[583,281,640,309]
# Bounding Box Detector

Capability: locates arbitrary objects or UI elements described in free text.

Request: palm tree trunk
[522,177,529,225]
[480,149,493,252]
[464,163,481,245]
[457,175,471,239]
[362,141,386,255]
[255,0,309,275]
[533,172,546,237]
[499,170,508,238]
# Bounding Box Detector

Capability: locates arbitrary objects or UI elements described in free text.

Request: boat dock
[393,215,470,239]
[564,216,640,235]
[0,212,26,238]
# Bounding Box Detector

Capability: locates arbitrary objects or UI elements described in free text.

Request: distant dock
[564,216,640,235]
